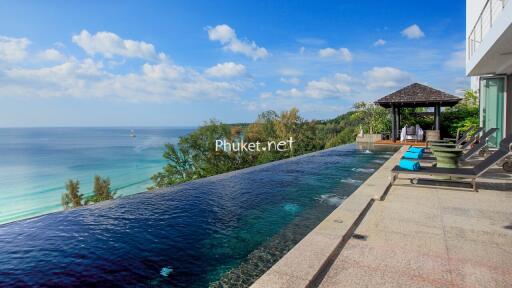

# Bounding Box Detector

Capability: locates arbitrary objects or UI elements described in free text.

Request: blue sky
[0,0,467,127]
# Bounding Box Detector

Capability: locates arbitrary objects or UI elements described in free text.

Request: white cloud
[444,50,465,70]
[142,62,185,79]
[318,48,336,57]
[373,39,386,46]
[276,88,302,97]
[37,48,66,62]
[280,77,300,85]
[453,77,470,96]
[242,98,343,115]
[454,88,466,96]
[7,58,104,79]
[0,31,251,103]
[278,68,302,77]
[401,24,425,39]
[304,73,352,99]
[364,67,412,89]
[205,62,246,78]
[1,59,248,102]
[275,73,352,99]
[72,30,164,60]
[259,91,272,99]
[53,42,66,48]
[0,36,30,62]
[318,47,352,61]
[207,24,268,60]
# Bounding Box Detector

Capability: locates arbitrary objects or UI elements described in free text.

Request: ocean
[0,127,194,224]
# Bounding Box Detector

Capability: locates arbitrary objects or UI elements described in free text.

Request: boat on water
[130,129,136,138]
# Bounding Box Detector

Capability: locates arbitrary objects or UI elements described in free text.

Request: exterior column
[391,105,396,142]
[434,103,441,130]
[397,107,401,135]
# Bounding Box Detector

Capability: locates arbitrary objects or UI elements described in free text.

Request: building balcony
[466,0,512,76]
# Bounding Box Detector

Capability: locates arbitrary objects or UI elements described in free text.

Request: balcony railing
[468,0,509,60]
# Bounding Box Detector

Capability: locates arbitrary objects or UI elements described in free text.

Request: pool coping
[250,146,405,288]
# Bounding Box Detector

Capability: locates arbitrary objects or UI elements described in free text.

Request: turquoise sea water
[0,127,194,224]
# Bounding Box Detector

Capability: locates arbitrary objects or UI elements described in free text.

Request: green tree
[85,175,116,204]
[181,119,241,176]
[150,144,195,188]
[150,106,393,190]
[441,89,479,136]
[150,119,240,189]
[61,179,83,209]
[352,102,390,134]
[245,110,282,163]
[274,108,303,157]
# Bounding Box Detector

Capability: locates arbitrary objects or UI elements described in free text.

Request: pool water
[0,144,397,287]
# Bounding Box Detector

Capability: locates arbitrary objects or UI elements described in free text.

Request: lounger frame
[392,135,512,192]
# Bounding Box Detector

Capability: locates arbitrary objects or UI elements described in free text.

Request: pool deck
[251,147,512,288]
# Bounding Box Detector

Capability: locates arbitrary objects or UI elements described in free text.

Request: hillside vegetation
[150,90,477,189]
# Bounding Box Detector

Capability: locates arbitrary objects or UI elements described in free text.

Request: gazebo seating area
[402,125,424,142]
[374,83,461,146]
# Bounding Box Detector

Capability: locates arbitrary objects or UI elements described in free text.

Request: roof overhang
[375,100,460,108]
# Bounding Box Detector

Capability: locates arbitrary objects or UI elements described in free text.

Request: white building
[466,0,511,146]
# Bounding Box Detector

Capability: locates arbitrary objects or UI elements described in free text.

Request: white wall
[471,76,480,91]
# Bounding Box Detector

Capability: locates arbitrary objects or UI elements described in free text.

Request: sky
[0,0,467,127]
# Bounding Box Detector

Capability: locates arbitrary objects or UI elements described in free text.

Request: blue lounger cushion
[408,147,425,154]
[403,151,423,159]
[399,159,421,171]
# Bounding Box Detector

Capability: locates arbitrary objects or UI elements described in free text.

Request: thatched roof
[374,83,461,108]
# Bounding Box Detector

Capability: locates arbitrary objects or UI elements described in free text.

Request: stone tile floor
[319,168,512,288]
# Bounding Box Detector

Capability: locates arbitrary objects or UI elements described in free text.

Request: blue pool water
[0,127,194,224]
[0,144,397,287]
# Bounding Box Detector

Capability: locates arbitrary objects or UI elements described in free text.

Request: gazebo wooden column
[434,103,441,130]
[396,107,401,138]
[391,105,396,142]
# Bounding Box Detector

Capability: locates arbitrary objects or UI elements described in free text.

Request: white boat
[130,129,136,138]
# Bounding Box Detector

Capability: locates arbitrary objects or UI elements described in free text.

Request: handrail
[467,0,509,60]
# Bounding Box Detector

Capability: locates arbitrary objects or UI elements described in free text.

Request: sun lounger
[425,127,484,154]
[459,128,498,161]
[446,126,476,143]
[458,127,484,149]
[428,126,475,145]
[391,135,512,192]
[412,128,498,162]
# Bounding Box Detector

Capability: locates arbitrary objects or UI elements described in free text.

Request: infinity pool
[0,144,397,287]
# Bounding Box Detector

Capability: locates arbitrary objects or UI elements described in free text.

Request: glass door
[480,77,505,147]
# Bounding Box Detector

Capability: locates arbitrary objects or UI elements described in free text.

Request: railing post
[468,37,471,60]
[490,0,493,26]
[480,15,483,42]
